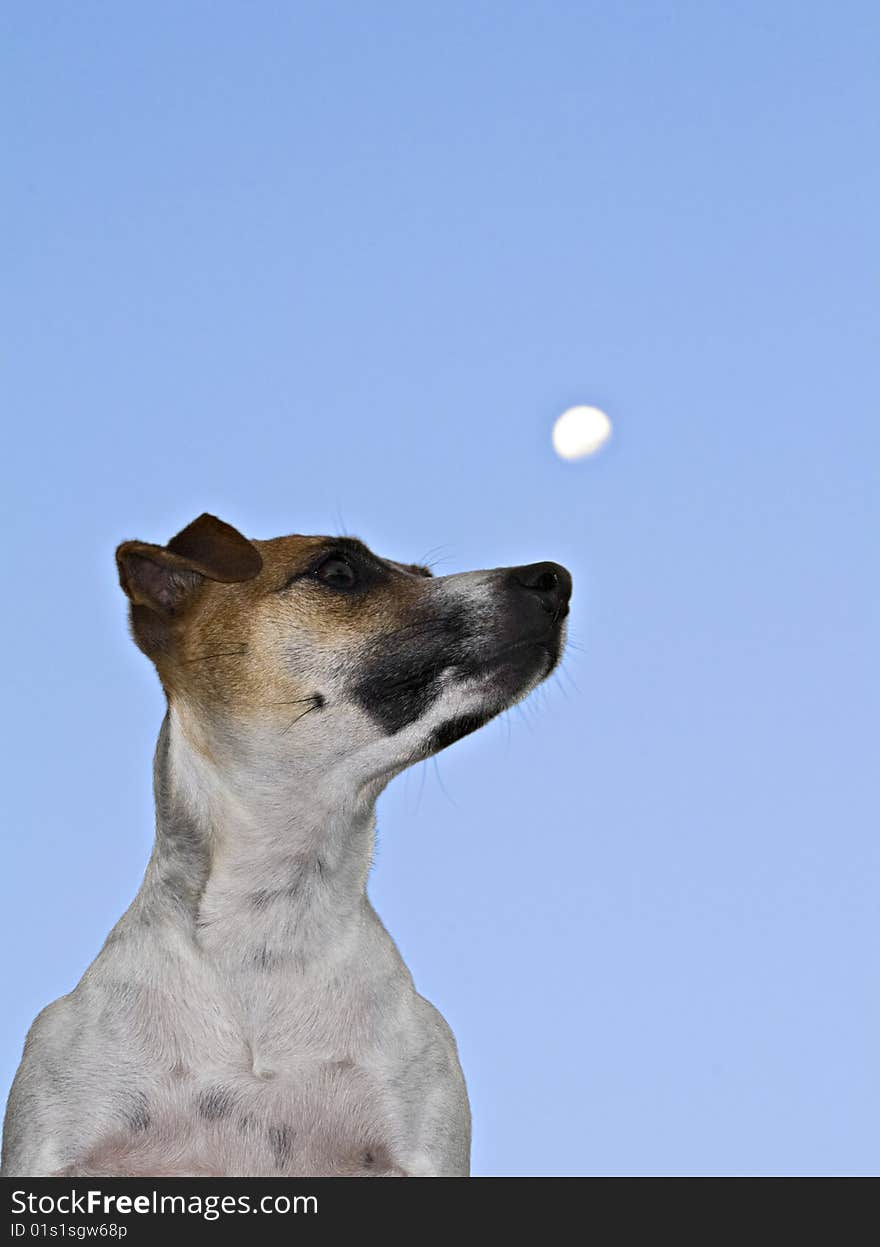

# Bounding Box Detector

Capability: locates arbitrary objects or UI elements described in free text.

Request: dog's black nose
[508,561,572,618]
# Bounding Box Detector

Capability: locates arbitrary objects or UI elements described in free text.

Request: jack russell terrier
[2,513,571,1177]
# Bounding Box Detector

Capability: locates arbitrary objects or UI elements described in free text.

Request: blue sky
[1,2,877,1175]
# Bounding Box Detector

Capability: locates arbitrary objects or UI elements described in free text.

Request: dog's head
[117,514,571,786]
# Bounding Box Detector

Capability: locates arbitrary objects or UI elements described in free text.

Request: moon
[552,405,612,460]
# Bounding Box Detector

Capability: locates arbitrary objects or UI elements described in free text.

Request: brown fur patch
[121,528,433,719]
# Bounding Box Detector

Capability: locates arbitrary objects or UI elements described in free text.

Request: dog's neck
[139,706,380,967]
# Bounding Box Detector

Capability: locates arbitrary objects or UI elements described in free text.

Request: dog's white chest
[79,1053,406,1177]
[54,922,414,1176]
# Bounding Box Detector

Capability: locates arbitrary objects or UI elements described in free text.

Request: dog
[1,513,571,1177]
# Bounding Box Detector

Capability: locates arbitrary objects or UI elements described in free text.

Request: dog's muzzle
[478,560,572,680]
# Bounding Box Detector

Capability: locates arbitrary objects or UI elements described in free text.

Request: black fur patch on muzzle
[428,711,492,755]
[353,604,468,735]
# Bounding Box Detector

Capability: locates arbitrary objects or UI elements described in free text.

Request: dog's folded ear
[165,513,263,582]
[116,513,263,619]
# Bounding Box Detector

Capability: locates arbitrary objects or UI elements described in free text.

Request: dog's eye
[312,555,358,590]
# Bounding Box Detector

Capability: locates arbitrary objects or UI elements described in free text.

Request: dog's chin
[487,636,561,692]
[420,636,563,759]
